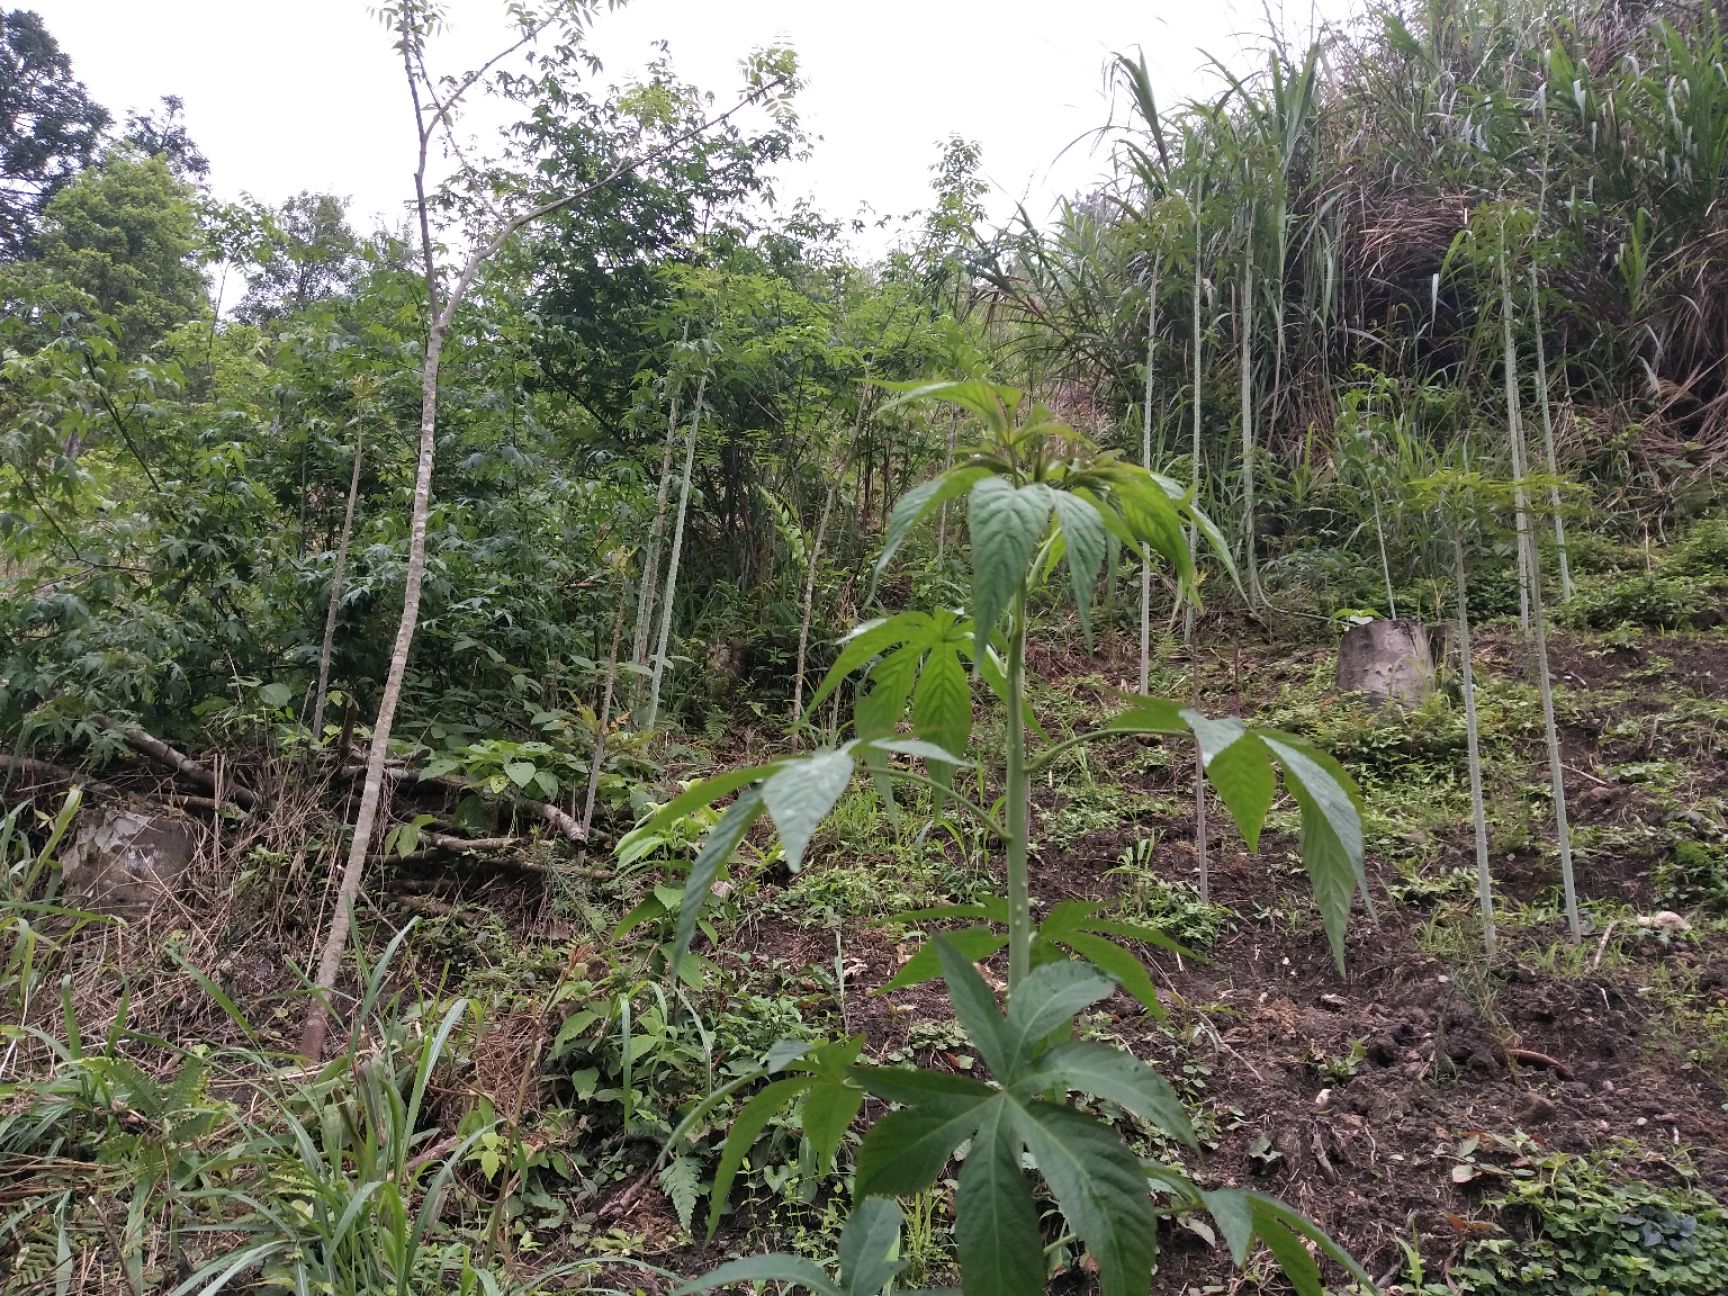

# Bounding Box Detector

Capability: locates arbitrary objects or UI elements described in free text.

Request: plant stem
[646,372,708,731]
[1140,264,1159,694]
[1004,590,1032,988]
[1454,536,1495,958]
[1530,266,1574,601]
[1239,224,1262,610]
[310,427,364,741]
[1187,196,1210,902]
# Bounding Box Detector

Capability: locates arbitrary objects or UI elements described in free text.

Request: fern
[661,1153,705,1236]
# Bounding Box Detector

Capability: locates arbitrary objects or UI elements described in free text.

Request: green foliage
[0,10,110,257]
[31,148,209,357]
[1656,838,1728,913]
[1442,1150,1728,1296]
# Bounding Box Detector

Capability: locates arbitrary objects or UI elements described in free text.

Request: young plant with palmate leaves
[633,380,1372,1296]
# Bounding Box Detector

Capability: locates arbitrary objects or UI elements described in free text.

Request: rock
[1336,619,1437,708]
[62,806,196,919]
[1636,911,1691,933]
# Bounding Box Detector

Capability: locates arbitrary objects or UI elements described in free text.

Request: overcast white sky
[40,0,1357,253]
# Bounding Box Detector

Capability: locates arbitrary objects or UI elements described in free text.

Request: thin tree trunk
[1140,266,1159,695]
[1455,536,1494,958]
[792,479,841,731]
[299,13,787,1058]
[632,327,690,681]
[1501,233,1580,942]
[1185,201,1210,902]
[578,562,631,845]
[1530,267,1574,601]
[1502,234,1534,638]
[311,430,365,741]
[1238,227,1262,610]
[646,373,708,731]
[1370,484,1397,621]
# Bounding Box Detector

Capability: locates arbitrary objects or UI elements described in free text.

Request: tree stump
[61,806,196,919]
[1336,618,1437,708]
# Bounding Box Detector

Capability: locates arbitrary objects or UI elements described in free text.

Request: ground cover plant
[3,0,1728,1292]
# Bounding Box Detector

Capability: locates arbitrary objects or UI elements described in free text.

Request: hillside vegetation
[1,1,1726,1293]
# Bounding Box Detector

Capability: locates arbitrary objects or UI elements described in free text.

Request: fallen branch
[97,717,259,810]
[342,764,585,843]
[0,754,127,802]
[1505,1046,1575,1080]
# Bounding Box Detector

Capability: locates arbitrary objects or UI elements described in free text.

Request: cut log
[1336,618,1437,708]
[61,805,197,919]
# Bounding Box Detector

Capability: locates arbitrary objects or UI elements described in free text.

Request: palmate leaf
[969,477,1055,652]
[1017,1041,1196,1148]
[911,646,970,785]
[1008,1099,1160,1296]
[1000,961,1114,1070]
[856,943,1178,1296]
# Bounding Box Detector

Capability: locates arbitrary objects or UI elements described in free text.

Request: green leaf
[1052,492,1107,648]
[1002,961,1114,1068]
[762,749,856,871]
[1245,1192,1372,1291]
[879,927,1006,992]
[1200,1188,1255,1264]
[1009,1100,1159,1296]
[911,649,971,784]
[673,1255,838,1296]
[854,1100,986,1200]
[1055,930,1165,1020]
[871,468,988,598]
[1105,695,1188,734]
[836,1199,907,1296]
[934,935,1012,1077]
[850,1066,996,1108]
[671,789,766,962]
[258,682,293,709]
[807,613,930,717]
[1017,1041,1195,1147]
[856,644,923,740]
[954,1096,1042,1296]
[629,763,776,846]
[1199,728,1275,852]
[968,477,1054,653]
[801,1073,864,1172]
[875,378,1021,424]
[862,737,972,767]
[504,760,537,789]
[887,899,1008,926]
[705,1075,812,1239]
[1263,737,1365,969]
[660,1154,702,1235]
